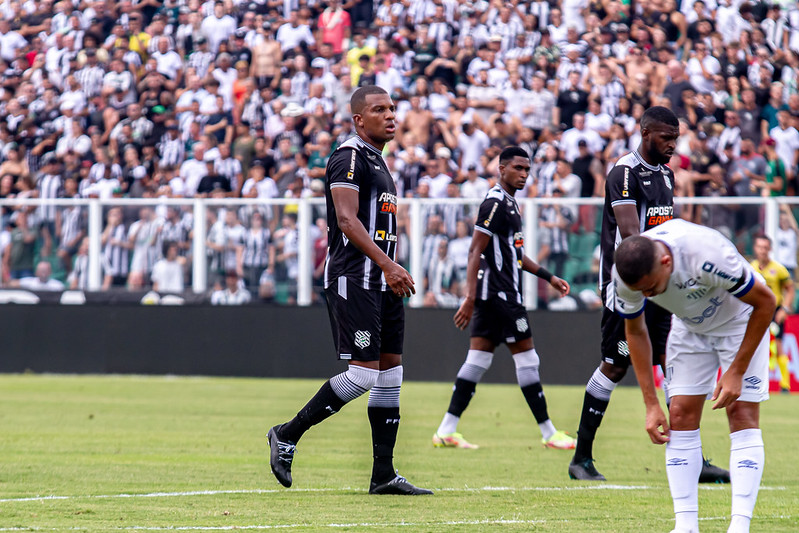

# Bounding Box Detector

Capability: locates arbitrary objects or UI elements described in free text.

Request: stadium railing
[0,196,793,309]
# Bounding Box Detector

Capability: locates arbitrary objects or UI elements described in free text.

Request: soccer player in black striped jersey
[433,146,576,451]
[267,86,432,496]
[568,106,729,484]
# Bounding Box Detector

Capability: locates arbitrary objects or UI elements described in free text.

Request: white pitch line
[0,515,795,532]
[0,484,786,504]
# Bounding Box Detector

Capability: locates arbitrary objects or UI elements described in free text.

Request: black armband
[536,267,554,283]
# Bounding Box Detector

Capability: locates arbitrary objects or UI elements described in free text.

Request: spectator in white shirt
[685,42,720,94]
[17,261,65,291]
[560,113,604,162]
[200,2,237,54]
[210,270,252,305]
[276,11,315,56]
[769,109,799,182]
[151,241,185,294]
[457,118,491,175]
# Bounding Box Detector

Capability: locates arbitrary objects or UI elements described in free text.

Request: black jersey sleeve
[474,195,504,236]
[606,163,640,209]
[327,147,367,193]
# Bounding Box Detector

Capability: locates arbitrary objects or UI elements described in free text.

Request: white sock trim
[585,367,617,401]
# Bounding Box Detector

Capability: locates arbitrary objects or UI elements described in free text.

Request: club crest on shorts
[617,340,629,357]
[354,330,371,349]
[516,317,529,333]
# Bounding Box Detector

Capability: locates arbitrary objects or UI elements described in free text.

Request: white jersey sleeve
[611,267,646,318]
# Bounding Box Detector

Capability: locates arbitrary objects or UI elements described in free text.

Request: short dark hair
[499,146,529,165]
[614,236,658,286]
[640,106,679,130]
[753,234,771,245]
[350,85,388,115]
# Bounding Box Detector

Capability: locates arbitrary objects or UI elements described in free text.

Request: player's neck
[499,181,517,197]
[357,132,385,153]
[636,146,660,168]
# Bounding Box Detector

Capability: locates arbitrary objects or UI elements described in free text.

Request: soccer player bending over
[614,219,775,533]
[432,146,576,451]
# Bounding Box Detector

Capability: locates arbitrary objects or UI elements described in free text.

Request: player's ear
[661,252,672,269]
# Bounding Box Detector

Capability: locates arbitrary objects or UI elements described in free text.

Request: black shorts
[601,302,671,368]
[325,277,405,362]
[773,310,784,339]
[470,298,532,346]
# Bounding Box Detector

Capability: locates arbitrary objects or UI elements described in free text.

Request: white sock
[728,514,751,533]
[728,428,764,533]
[539,419,556,441]
[666,429,702,533]
[437,412,459,435]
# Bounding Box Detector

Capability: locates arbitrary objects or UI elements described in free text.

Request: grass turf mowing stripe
[0,485,786,503]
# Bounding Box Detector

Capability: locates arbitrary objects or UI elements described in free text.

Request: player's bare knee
[668,398,702,430]
[599,361,627,383]
[726,401,760,432]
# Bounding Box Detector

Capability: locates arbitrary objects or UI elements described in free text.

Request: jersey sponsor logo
[354,330,371,349]
[483,202,499,227]
[347,148,356,179]
[622,167,630,197]
[639,170,652,177]
[645,205,673,227]
[513,231,524,248]
[701,261,739,282]
[676,277,698,289]
[516,317,529,333]
[683,296,723,324]
[379,192,397,214]
[374,230,397,242]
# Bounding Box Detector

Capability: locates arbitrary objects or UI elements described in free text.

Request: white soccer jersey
[613,219,758,335]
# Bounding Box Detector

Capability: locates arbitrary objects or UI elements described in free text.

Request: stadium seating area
[1,0,799,307]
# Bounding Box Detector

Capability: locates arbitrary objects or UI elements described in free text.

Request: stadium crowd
[1,0,799,306]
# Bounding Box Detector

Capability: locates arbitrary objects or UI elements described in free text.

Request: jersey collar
[632,149,661,172]
[356,135,384,157]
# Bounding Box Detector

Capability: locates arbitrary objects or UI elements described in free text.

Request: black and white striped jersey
[600,149,674,300]
[473,184,525,305]
[324,135,398,292]
[103,224,129,277]
[243,227,272,268]
[37,173,62,222]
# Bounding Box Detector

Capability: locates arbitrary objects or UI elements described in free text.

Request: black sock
[279,381,346,443]
[447,378,477,417]
[574,391,610,461]
[520,382,549,424]
[368,406,400,484]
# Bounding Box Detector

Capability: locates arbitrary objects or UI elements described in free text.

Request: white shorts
[664,321,770,403]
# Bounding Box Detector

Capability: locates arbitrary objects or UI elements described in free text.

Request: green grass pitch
[0,374,796,532]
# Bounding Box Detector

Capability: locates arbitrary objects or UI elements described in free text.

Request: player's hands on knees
[645,405,670,445]
[384,262,415,298]
[712,370,742,410]
[453,298,474,330]
[550,276,570,297]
